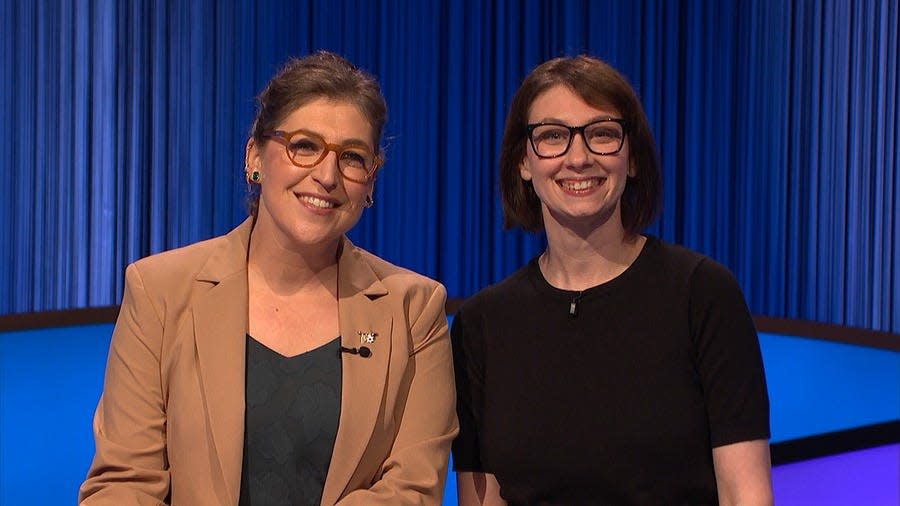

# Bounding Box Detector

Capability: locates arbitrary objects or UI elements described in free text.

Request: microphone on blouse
[340,346,372,358]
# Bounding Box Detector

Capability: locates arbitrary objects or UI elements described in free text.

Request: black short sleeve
[450,306,486,471]
[689,258,771,447]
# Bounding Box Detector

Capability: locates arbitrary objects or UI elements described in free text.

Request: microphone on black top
[340,346,372,358]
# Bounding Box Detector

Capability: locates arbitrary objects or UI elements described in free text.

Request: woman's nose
[564,133,593,169]
[311,150,341,190]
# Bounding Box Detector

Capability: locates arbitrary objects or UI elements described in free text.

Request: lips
[297,194,339,209]
[557,177,605,192]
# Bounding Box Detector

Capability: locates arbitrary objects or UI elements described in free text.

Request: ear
[245,138,260,172]
[519,157,533,181]
[628,165,636,178]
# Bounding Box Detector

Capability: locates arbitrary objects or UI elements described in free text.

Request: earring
[364,195,374,208]
[245,167,262,184]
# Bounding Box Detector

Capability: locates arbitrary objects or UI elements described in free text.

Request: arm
[456,472,507,506]
[712,439,773,506]
[690,259,772,505]
[336,283,458,505]
[450,306,507,506]
[79,264,170,505]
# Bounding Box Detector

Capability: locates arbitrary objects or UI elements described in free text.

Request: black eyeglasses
[264,128,382,183]
[526,119,628,158]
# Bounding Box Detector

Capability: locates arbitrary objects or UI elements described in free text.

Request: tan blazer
[79,219,458,505]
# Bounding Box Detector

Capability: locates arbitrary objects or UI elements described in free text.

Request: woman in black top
[451,55,772,505]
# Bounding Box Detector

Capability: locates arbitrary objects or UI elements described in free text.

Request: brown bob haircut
[246,51,387,215]
[499,55,661,234]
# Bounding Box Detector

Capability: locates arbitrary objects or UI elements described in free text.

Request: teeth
[299,195,335,209]
[560,179,601,191]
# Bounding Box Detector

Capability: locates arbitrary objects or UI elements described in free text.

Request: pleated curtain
[1,0,897,333]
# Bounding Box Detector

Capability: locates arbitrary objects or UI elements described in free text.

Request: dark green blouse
[239,335,342,506]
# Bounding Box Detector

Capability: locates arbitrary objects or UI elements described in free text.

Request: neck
[247,221,340,295]
[540,210,644,291]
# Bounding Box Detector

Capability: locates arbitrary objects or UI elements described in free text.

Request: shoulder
[645,237,705,273]
[453,261,533,321]
[129,233,229,288]
[644,239,752,328]
[351,245,443,290]
[644,236,739,288]
[124,221,250,313]
[345,244,447,311]
[131,235,223,276]
[113,230,241,334]
[130,218,250,283]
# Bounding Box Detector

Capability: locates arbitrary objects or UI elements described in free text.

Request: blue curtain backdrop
[1,0,898,334]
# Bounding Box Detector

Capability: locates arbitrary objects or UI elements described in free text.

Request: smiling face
[519,85,633,235]
[247,98,375,253]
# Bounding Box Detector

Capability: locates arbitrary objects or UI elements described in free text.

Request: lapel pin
[358,331,377,344]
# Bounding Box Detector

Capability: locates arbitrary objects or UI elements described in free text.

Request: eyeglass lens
[284,131,376,181]
[530,120,624,157]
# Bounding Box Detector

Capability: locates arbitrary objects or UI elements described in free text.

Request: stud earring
[364,195,374,208]
[245,168,262,184]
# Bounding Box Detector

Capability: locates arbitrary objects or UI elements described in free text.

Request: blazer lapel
[192,219,252,506]
[321,238,391,504]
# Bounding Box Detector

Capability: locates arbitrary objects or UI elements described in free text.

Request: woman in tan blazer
[79,52,458,506]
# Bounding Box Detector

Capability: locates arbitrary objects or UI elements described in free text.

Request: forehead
[279,98,374,145]
[528,85,620,122]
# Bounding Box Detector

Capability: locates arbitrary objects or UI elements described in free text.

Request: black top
[239,335,342,506]
[451,236,770,505]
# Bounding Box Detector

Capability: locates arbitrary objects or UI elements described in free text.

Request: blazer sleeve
[79,263,171,505]
[336,282,459,505]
